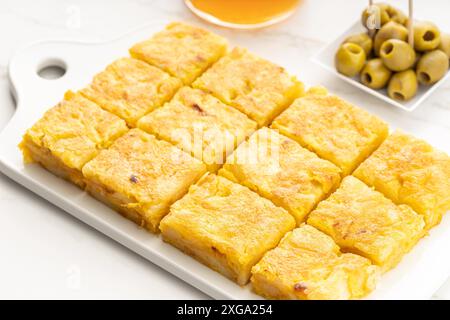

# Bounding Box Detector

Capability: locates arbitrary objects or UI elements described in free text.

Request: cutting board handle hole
[37,58,67,80]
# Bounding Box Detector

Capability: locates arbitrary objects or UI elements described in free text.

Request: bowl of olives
[313,2,450,111]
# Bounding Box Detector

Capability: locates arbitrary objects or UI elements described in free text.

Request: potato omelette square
[354,130,450,229]
[81,57,182,127]
[271,87,389,176]
[20,91,128,188]
[82,129,207,232]
[251,224,379,300]
[160,173,296,285]
[219,127,341,224]
[307,176,425,272]
[130,22,228,84]
[193,47,304,126]
[138,87,257,172]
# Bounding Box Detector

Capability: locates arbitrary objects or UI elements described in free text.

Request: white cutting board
[1,21,449,300]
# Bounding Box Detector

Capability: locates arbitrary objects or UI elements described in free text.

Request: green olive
[360,58,392,89]
[380,39,416,71]
[374,21,408,56]
[388,70,418,101]
[390,9,408,26]
[335,43,366,77]
[416,50,449,85]
[343,33,373,56]
[413,21,441,52]
[438,33,450,59]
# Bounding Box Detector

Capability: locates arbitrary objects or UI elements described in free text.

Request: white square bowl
[312,20,450,111]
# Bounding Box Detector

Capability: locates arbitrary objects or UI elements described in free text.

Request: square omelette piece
[20,91,128,188]
[138,87,257,172]
[159,173,296,285]
[219,127,341,225]
[80,57,182,127]
[354,130,450,229]
[192,47,304,126]
[130,22,228,84]
[308,176,425,272]
[271,87,389,176]
[251,224,379,300]
[82,129,207,232]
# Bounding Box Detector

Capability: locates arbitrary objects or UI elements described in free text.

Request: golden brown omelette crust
[193,47,304,126]
[354,130,450,229]
[272,88,389,176]
[251,224,379,300]
[82,129,207,232]
[138,86,257,172]
[219,127,341,224]
[130,22,228,84]
[160,173,296,285]
[308,176,425,271]
[81,57,182,127]
[20,91,128,187]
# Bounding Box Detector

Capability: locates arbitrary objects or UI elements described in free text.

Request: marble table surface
[0,0,449,299]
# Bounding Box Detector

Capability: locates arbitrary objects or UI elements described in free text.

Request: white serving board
[1,21,449,300]
[312,20,450,112]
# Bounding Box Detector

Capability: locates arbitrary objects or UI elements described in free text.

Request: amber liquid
[186,0,301,27]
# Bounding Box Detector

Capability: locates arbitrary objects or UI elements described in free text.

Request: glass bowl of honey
[185,0,301,29]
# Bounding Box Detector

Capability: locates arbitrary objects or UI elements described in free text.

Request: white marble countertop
[0,0,449,299]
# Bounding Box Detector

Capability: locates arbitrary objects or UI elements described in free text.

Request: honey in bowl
[185,0,301,29]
